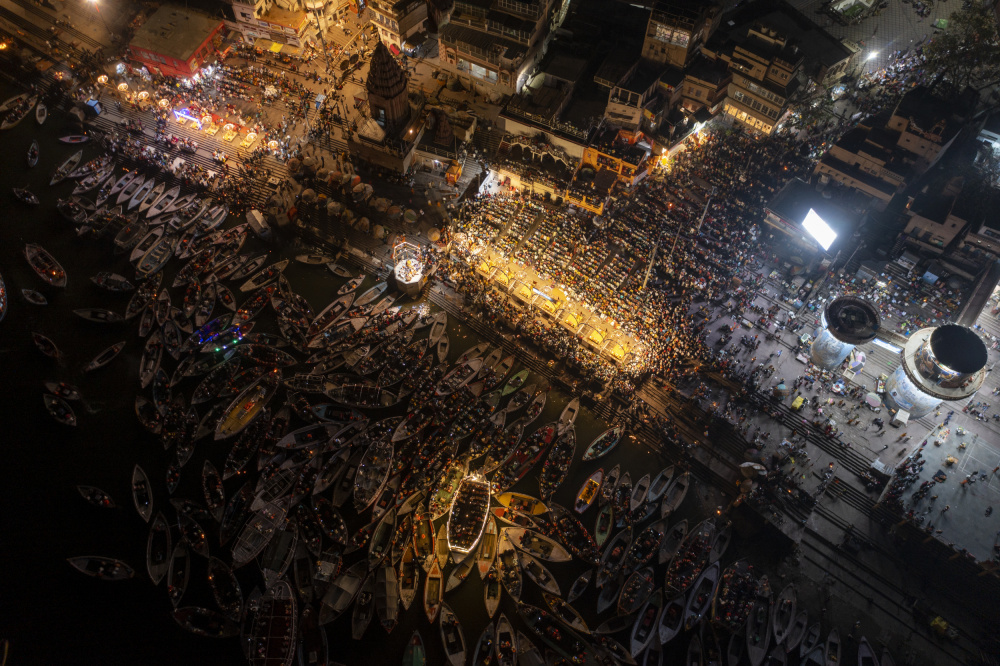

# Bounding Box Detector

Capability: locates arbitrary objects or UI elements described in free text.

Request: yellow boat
[214,369,281,440]
[495,492,547,516]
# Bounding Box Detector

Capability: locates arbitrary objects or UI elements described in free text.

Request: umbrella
[357,217,370,233]
[350,175,362,187]
[849,350,866,371]
[740,462,766,478]
[286,157,301,171]
[302,156,317,169]
[427,228,441,242]
[327,201,343,216]
[301,189,317,203]
[864,392,881,409]
[373,224,386,239]
[330,170,343,184]
[353,182,366,193]
[387,206,402,220]
[340,173,353,186]
[343,209,355,223]
[316,168,329,180]
[404,209,418,224]
[372,197,389,212]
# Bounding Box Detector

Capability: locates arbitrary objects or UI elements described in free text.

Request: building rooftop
[367,41,408,99]
[507,84,568,123]
[619,64,662,96]
[439,23,528,62]
[766,178,865,250]
[685,53,729,85]
[543,53,588,85]
[263,6,308,29]
[594,52,637,88]
[894,85,978,145]
[909,192,954,225]
[129,5,221,62]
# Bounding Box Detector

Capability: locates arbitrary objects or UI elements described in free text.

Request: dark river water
[0,80,785,666]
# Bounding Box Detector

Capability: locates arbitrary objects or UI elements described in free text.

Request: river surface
[0,80,787,666]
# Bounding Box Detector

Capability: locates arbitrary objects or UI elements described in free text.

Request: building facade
[437,0,558,96]
[718,24,802,135]
[368,0,428,53]
[128,5,229,79]
[228,0,315,48]
[640,0,719,69]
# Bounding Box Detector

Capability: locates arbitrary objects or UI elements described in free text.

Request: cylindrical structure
[884,324,988,418]
[810,296,881,370]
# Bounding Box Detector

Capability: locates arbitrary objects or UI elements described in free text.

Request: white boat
[559,397,581,428]
[36,102,47,125]
[657,593,686,645]
[117,174,148,206]
[682,561,720,630]
[132,465,153,523]
[249,580,297,666]
[134,181,164,213]
[146,185,180,218]
[661,471,690,518]
[439,603,466,666]
[647,465,675,502]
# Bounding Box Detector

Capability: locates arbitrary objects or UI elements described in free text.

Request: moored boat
[249,580,297,666]
[24,243,67,287]
[446,473,491,554]
[67,556,134,580]
[574,468,604,513]
[583,426,624,461]
[439,603,466,666]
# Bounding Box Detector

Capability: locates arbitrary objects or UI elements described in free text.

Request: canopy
[427,228,441,242]
[387,206,402,220]
[372,197,389,212]
[327,201,343,216]
[864,392,881,408]
[286,157,301,171]
[373,224,386,239]
[404,209,418,223]
[849,350,866,371]
[356,217,370,232]
[301,189,317,203]
[302,156,317,169]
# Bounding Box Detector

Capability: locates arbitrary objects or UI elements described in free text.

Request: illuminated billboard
[802,208,837,251]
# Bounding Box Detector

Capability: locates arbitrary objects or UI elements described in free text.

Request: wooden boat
[50,150,83,185]
[437,332,450,363]
[145,512,171,585]
[784,611,809,654]
[399,545,419,610]
[496,531,522,601]
[496,492,547,516]
[74,307,125,324]
[35,101,46,124]
[683,562,721,630]
[239,259,289,293]
[207,556,242,618]
[136,233,177,277]
[647,465,674,503]
[67,556,134,580]
[132,464,153,522]
[296,253,335,265]
[172,606,239,638]
[0,93,35,129]
[402,630,425,666]
[655,592,685,645]
[27,139,38,167]
[583,426,624,461]
[881,648,896,666]
[471,623,496,666]
[59,135,89,144]
[571,469,605,515]
[13,186,39,205]
[520,551,560,595]
[338,272,366,295]
[91,272,134,292]
[117,174,148,206]
[516,632,543,666]
[129,178,158,211]
[858,637,878,666]
[661,471,691,518]
[231,498,291,568]
[423,557,443,623]
[84,340,126,372]
[202,461,226,522]
[710,522,733,564]
[630,590,662,657]
[42,393,76,426]
[824,629,841,666]
[476,516,498,578]
[559,397,581,428]
[351,574,376,640]
[771,584,797,646]
[630,473,651,513]
[214,369,281,440]
[147,185,180,218]
[23,289,47,305]
[504,528,571,563]
[746,595,772,666]
[167,543,191,607]
[249,580,297,666]
[24,243,66,287]
[495,614,516,666]
[439,603,466,666]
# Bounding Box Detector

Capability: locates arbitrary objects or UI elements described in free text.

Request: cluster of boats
[21,109,893,666]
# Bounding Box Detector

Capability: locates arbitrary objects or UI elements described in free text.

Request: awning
[389,43,400,55]
[269,42,283,53]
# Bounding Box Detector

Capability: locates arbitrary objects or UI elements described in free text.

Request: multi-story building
[438,0,558,96]
[227,0,315,48]
[368,0,428,53]
[129,5,231,79]
[713,23,802,135]
[678,53,729,115]
[640,0,720,69]
[605,65,666,133]
[815,85,978,208]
